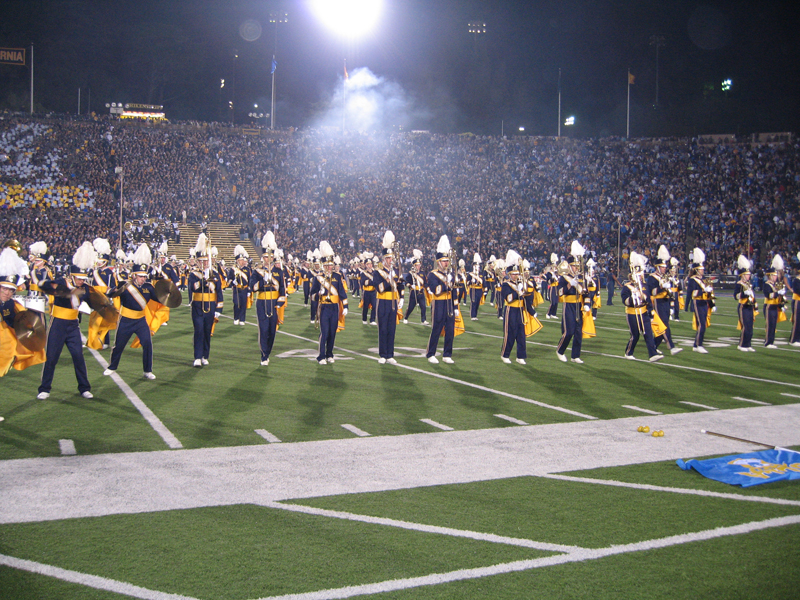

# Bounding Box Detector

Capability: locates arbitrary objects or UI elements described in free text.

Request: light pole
[116,167,124,249]
[269,12,288,130]
[467,20,486,52]
[231,50,238,125]
[649,35,665,107]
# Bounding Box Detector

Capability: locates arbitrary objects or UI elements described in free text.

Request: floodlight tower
[467,21,486,52]
[269,12,288,129]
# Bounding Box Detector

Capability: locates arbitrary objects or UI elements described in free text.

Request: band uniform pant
[501,306,526,359]
[426,299,454,358]
[405,290,427,322]
[556,303,583,359]
[654,299,675,349]
[547,286,559,317]
[361,290,376,323]
[738,304,754,349]
[376,298,397,359]
[257,299,280,361]
[192,304,215,360]
[39,317,91,394]
[469,287,483,319]
[108,316,153,372]
[232,287,249,322]
[764,305,779,347]
[625,311,658,358]
[303,281,311,305]
[317,303,339,361]
[692,300,709,347]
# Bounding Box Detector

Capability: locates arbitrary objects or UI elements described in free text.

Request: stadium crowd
[1,113,798,278]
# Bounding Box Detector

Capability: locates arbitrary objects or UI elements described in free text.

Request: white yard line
[58,439,76,455]
[420,419,454,431]
[679,401,718,410]
[782,393,800,400]
[255,429,282,443]
[541,474,800,506]
[622,405,663,415]
[259,501,580,552]
[494,414,528,425]
[341,424,371,437]
[85,341,183,450]
[0,553,199,600]
[732,397,771,406]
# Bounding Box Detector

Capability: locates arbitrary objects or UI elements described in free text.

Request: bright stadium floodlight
[722,79,732,92]
[565,116,575,126]
[310,0,382,39]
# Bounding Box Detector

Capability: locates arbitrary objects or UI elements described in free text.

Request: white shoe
[571,358,584,364]
[442,357,455,364]
[81,391,94,399]
[387,358,398,365]
[240,321,246,326]
[101,344,109,350]
[671,347,683,355]
[363,320,368,324]
[624,355,635,360]
[501,357,512,364]
[471,317,478,321]
[261,359,270,366]
[656,349,663,355]
[556,352,567,362]
[234,320,240,325]
[143,372,156,380]
[327,357,335,364]
[193,359,202,367]
[747,347,756,352]
[310,320,315,324]
[370,322,377,326]
[422,321,429,325]
[737,346,748,352]
[592,316,596,321]
[693,346,708,354]
[161,322,168,326]
[427,356,439,364]
[649,355,663,362]
[403,319,408,324]
[765,344,778,349]
[378,357,387,365]
[318,358,328,365]
[516,358,526,365]
[789,341,800,347]
[201,358,209,365]
[37,392,50,400]
[103,368,115,376]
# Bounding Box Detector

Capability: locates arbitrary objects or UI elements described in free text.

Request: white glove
[343,308,348,316]
[214,311,221,319]
[778,288,786,296]
[705,285,713,293]
[454,309,460,317]
[398,298,404,310]
[712,306,717,313]
[517,283,524,294]
[745,289,754,298]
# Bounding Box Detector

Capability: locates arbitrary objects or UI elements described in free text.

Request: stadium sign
[0,48,25,66]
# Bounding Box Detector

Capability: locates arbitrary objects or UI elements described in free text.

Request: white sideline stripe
[679,401,718,410]
[732,396,771,406]
[252,515,800,600]
[84,341,183,449]
[781,393,800,399]
[341,424,371,437]
[260,501,580,553]
[494,414,528,425]
[255,429,282,443]
[420,419,454,431]
[276,330,598,421]
[541,474,800,506]
[622,405,662,415]
[0,553,199,600]
[58,439,76,455]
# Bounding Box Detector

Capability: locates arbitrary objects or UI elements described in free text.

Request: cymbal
[87,286,120,321]
[13,310,46,352]
[154,279,182,308]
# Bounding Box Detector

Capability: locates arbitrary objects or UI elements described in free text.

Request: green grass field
[1,290,799,598]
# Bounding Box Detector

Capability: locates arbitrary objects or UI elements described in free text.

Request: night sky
[1,0,798,136]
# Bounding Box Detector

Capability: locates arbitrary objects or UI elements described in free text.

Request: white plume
[363,251,374,260]
[276,249,284,259]
[195,233,208,256]
[158,241,168,255]
[0,247,30,280]
[458,258,465,267]
[72,242,97,271]
[629,251,646,270]
[92,237,111,256]
[692,248,705,265]
[489,255,497,262]
[737,255,751,271]
[382,230,395,250]
[436,235,450,255]
[210,247,219,258]
[657,245,670,261]
[413,249,423,260]
[504,249,521,269]
[771,254,784,271]
[262,231,277,251]
[319,242,334,259]
[133,244,152,266]
[550,252,558,264]
[115,249,127,262]
[670,257,679,267]
[570,240,586,257]
[586,258,596,268]
[522,259,530,270]
[234,245,249,258]
[473,253,482,263]
[29,241,48,257]
[495,258,505,271]
[306,250,313,260]
[126,252,135,262]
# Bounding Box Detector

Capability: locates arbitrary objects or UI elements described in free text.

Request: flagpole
[626,69,631,139]
[557,68,561,137]
[342,59,347,134]
[270,55,276,129]
[30,44,34,114]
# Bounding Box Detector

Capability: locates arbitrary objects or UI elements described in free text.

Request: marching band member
[103,244,160,379]
[734,255,757,352]
[467,253,484,321]
[484,255,496,307]
[621,252,663,362]
[500,250,528,365]
[308,249,322,324]
[647,245,682,355]
[790,252,800,347]
[585,257,599,320]
[250,232,286,366]
[27,241,52,300]
[686,248,713,354]
[1,246,46,378]
[301,253,313,306]
[360,252,377,325]
[160,252,180,326]
[310,241,348,365]
[668,257,682,320]
[403,249,428,325]
[36,242,97,399]
[456,259,468,306]
[763,254,786,349]
[87,237,117,350]
[494,262,505,319]
[556,242,589,364]
[426,235,458,364]
[373,231,404,364]
[545,252,560,319]
[188,234,223,367]
[230,245,252,325]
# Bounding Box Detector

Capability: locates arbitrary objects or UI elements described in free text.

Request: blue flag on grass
[677,448,800,487]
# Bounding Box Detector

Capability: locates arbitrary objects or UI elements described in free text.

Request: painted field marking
[541,474,800,506]
[275,329,598,421]
[0,553,199,600]
[420,418,454,431]
[260,501,581,553]
[255,429,281,443]
[494,414,528,425]
[84,339,183,449]
[679,401,718,410]
[250,515,800,600]
[732,396,771,406]
[622,405,662,415]
[781,393,800,400]
[341,424,371,437]
[58,439,76,455]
